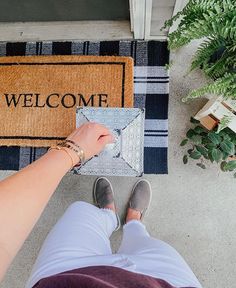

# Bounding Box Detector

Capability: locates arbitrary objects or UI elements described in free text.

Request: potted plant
[181,117,236,176]
[162,0,236,101]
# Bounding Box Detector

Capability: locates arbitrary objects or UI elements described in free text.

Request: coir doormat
[0,41,169,174]
[0,55,133,147]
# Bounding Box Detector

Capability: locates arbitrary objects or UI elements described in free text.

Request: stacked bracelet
[58,140,85,163]
[48,139,85,169]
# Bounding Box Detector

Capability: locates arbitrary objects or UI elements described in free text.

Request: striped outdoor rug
[0,41,169,174]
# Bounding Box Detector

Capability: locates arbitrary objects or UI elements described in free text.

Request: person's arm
[0,122,114,281]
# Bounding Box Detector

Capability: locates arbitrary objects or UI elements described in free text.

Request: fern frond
[204,53,230,78]
[183,73,236,101]
[166,0,236,50]
[164,0,236,100]
[228,43,236,52]
[191,38,225,71]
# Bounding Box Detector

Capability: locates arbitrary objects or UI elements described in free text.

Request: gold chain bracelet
[48,140,85,169]
[58,140,85,164]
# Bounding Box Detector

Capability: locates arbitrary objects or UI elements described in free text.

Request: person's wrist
[57,140,86,164]
[47,145,82,170]
[47,148,75,171]
[61,146,81,166]
[64,139,86,163]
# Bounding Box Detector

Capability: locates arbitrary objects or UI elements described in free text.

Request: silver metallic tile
[74,107,145,177]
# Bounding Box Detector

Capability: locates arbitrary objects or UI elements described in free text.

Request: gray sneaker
[93,177,121,231]
[127,179,152,222]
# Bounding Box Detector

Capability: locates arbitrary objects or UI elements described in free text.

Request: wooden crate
[194,97,236,133]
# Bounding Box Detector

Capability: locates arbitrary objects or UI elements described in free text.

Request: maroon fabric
[33,266,195,288]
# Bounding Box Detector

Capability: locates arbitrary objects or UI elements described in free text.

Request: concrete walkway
[1,42,235,288]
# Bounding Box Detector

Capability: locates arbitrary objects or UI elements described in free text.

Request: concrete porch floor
[0,42,235,288]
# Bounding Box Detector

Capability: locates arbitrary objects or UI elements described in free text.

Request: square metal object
[73,107,145,177]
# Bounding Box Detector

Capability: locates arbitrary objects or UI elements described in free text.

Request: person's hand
[65,122,114,162]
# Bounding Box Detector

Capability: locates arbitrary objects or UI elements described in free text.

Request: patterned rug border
[0,40,169,174]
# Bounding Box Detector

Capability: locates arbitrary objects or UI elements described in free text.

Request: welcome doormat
[0,41,169,174]
[0,55,133,147]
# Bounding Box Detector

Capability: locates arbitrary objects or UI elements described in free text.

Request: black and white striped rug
[0,40,169,174]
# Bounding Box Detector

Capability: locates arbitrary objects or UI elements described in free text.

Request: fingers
[98,134,115,146]
[92,123,111,137]
[88,123,113,142]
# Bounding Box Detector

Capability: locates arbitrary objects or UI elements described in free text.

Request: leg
[26,201,117,288]
[118,221,202,288]
[117,180,202,288]
[118,220,150,254]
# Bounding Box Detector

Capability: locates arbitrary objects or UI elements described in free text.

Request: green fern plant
[162,0,236,101]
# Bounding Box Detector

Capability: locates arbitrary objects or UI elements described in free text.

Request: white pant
[26,201,202,288]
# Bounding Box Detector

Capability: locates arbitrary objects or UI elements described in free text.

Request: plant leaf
[208,150,214,163]
[190,150,202,160]
[217,115,233,133]
[191,135,202,144]
[219,130,232,141]
[211,148,223,163]
[225,160,236,171]
[194,126,205,134]
[196,145,209,159]
[200,132,208,137]
[165,0,236,102]
[190,117,200,124]
[202,137,211,145]
[183,155,188,164]
[205,143,216,149]
[220,140,235,155]
[220,161,228,172]
[234,172,236,178]
[187,149,194,154]
[222,151,229,160]
[180,139,189,146]
[196,163,206,169]
[186,129,196,139]
[208,132,221,145]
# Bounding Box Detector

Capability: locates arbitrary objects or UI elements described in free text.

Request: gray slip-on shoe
[127,179,152,222]
[93,177,121,231]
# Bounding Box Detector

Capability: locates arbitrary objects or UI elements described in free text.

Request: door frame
[0,20,132,42]
[130,0,186,40]
[0,0,186,42]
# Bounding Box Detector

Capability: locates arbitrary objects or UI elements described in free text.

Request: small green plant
[216,115,233,133]
[181,117,236,176]
[162,0,236,101]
